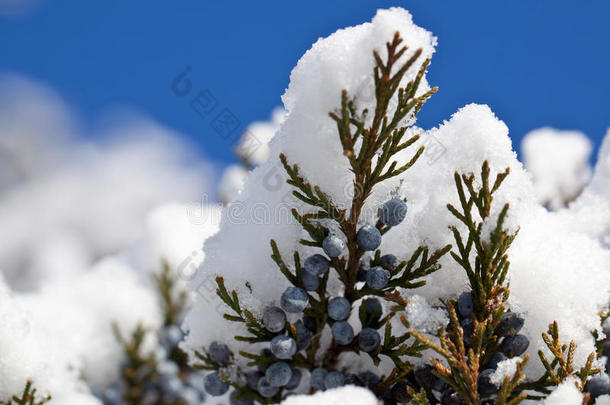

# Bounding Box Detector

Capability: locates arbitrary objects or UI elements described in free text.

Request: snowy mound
[183,7,610,379]
[522,127,592,210]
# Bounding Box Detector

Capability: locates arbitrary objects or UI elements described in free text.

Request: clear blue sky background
[1,0,608,166]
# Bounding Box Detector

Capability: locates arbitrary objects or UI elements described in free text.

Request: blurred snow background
[0,75,223,401]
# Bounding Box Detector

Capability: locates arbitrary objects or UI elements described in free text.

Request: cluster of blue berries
[100,324,207,405]
[199,198,409,402]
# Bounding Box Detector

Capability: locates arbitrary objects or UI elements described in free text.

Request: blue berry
[204,372,229,396]
[359,371,380,389]
[257,377,279,398]
[265,362,293,387]
[478,369,497,395]
[585,373,610,399]
[357,225,382,251]
[344,374,360,386]
[495,312,525,337]
[304,254,330,276]
[378,198,407,226]
[323,235,345,258]
[294,320,313,350]
[280,287,308,313]
[364,298,383,323]
[270,335,297,359]
[414,364,446,392]
[457,292,473,318]
[209,341,231,365]
[501,334,530,357]
[487,352,507,370]
[230,391,253,405]
[328,297,351,321]
[324,371,346,389]
[300,269,320,291]
[359,328,381,352]
[366,266,390,289]
[331,321,354,345]
[285,368,302,390]
[379,254,398,270]
[391,382,411,403]
[262,306,286,333]
[311,368,328,390]
[245,371,263,391]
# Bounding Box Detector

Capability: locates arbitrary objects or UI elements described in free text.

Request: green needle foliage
[0,382,50,405]
[408,163,601,404]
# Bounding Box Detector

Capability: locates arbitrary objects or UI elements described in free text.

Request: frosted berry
[495,312,524,337]
[478,369,497,395]
[357,225,382,251]
[414,364,446,392]
[323,235,345,258]
[209,341,231,365]
[266,362,293,387]
[364,298,383,323]
[280,287,308,313]
[300,269,320,291]
[285,368,302,390]
[325,371,346,389]
[270,335,297,359]
[294,320,312,350]
[311,368,328,390]
[487,352,507,370]
[328,297,351,321]
[230,391,253,405]
[501,334,530,356]
[204,372,229,396]
[457,292,473,318]
[304,254,329,276]
[359,328,381,352]
[331,321,354,345]
[262,306,286,333]
[246,370,263,391]
[366,266,390,289]
[379,254,398,270]
[378,198,407,226]
[257,377,279,398]
[359,371,380,389]
[585,373,610,399]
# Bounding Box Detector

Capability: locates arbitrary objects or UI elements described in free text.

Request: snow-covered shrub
[183,7,610,405]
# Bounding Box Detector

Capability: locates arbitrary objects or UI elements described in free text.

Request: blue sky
[1,0,609,166]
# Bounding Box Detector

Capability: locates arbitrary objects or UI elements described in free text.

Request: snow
[0,75,214,291]
[236,107,285,167]
[521,128,592,210]
[404,294,449,333]
[490,357,521,385]
[218,165,248,204]
[280,386,377,405]
[184,6,610,384]
[543,378,583,405]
